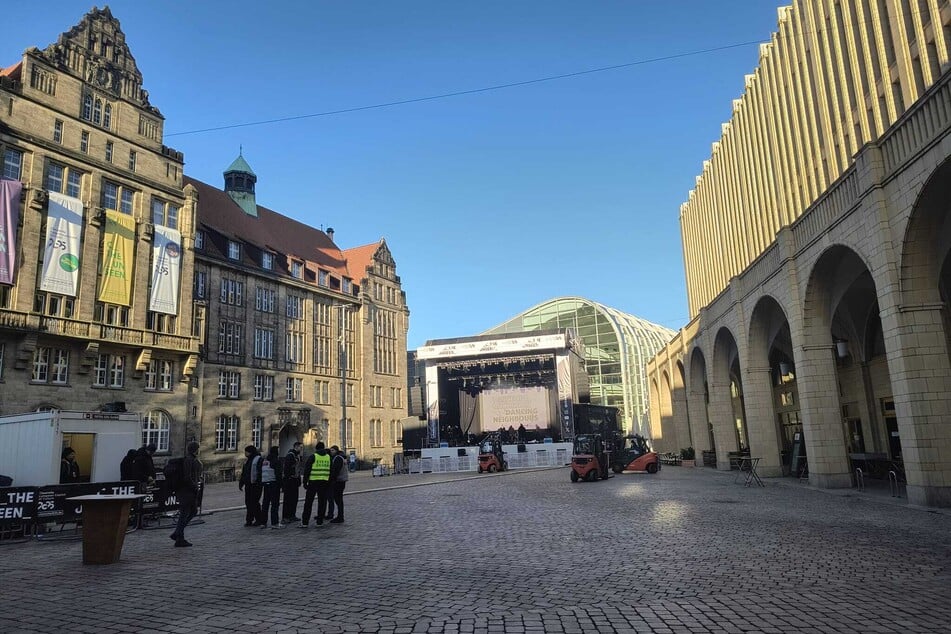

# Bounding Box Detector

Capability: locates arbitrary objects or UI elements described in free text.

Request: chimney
[327,227,335,241]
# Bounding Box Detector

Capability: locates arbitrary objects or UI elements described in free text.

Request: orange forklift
[610,434,660,474]
[477,433,508,473]
[569,432,613,482]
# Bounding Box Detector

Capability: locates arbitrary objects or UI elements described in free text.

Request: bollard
[888,470,901,498]
[855,467,865,491]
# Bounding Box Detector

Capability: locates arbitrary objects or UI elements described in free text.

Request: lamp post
[337,304,349,449]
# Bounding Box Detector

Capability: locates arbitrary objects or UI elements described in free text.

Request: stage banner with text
[148,225,182,314]
[40,191,84,296]
[98,210,136,305]
[0,178,22,285]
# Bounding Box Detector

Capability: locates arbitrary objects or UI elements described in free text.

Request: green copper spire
[224,149,257,217]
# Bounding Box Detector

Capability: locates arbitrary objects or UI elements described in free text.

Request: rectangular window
[255,287,275,313]
[370,419,383,448]
[291,261,303,279]
[391,419,403,446]
[228,241,241,260]
[218,370,241,398]
[286,295,303,319]
[252,417,264,448]
[105,141,113,163]
[93,353,125,388]
[219,278,244,306]
[253,374,274,401]
[371,385,382,408]
[2,148,23,179]
[35,293,75,318]
[0,343,4,380]
[53,119,63,144]
[195,231,204,249]
[285,331,305,365]
[342,278,352,294]
[254,327,275,359]
[286,377,302,402]
[217,321,244,355]
[94,302,129,326]
[261,252,274,270]
[145,359,173,391]
[102,180,134,213]
[128,150,137,172]
[314,380,330,405]
[340,418,353,449]
[151,198,179,229]
[32,347,69,384]
[318,270,328,287]
[346,382,355,407]
[194,271,206,299]
[146,311,177,334]
[373,308,399,376]
[216,415,239,451]
[80,131,89,154]
[391,387,402,408]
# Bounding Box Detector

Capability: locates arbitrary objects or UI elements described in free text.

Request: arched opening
[688,347,714,464]
[748,295,798,476]
[649,379,662,442]
[144,410,172,454]
[656,371,675,452]
[712,327,749,457]
[673,360,692,451]
[279,423,303,456]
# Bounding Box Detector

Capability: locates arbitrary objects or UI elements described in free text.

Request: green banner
[98,210,136,306]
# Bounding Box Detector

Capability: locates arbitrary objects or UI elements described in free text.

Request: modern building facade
[0,8,410,480]
[0,8,200,456]
[189,156,410,481]
[484,297,675,442]
[647,0,951,507]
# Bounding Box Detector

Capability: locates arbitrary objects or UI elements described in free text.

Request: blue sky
[3,1,785,348]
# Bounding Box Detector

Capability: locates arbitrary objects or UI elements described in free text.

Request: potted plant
[680,447,696,467]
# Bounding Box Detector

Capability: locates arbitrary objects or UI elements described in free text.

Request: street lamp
[337,303,349,449]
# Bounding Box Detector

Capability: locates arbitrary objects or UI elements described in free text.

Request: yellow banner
[98,210,136,306]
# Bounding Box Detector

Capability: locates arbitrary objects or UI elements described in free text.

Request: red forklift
[569,432,613,482]
[477,433,508,473]
[610,434,660,474]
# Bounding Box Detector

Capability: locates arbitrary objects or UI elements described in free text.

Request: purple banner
[0,178,21,285]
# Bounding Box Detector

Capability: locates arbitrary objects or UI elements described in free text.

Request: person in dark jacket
[170,441,202,547]
[326,445,348,523]
[281,442,302,523]
[238,445,264,526]
[119,449,137,481]
[132,444,157,484]
[60,447,80,483]
[260,446,283,529]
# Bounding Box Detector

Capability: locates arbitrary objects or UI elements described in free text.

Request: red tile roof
[186,176,358,280]
[0,62,22,79]
[343,241,382,281]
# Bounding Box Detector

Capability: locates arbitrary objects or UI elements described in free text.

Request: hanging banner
[98,210,136,306]
[40,191,84,296]
[0,178,22,285]
[148,225,182,314]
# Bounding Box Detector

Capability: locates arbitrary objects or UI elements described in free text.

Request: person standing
[298,442,331,528]
[60,447,80,483]
[133,443,157,485]
[281,442,302,523]
[327,445,348,524]
[119,449,137,481]
[238,445,264,526]
[170,441,202,547]
[260,446,283,529]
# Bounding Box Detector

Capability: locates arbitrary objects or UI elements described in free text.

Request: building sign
[417,333,569,360]
[98,210,136,305]
[149,225,181,315]
[479,386,552,433]
[0,178,22,286]
[40,191,84,296]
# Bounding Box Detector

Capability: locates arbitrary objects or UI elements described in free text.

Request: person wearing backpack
[238,445,264,526]
[259,446,284,529]
[326,445,348,523]
[169,441,202,548]
[281,442,302,524]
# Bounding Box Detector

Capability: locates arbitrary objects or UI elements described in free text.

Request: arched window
[81,94,93,121]
[143,410,171,453]
[93,98,102,125]
[103,103,112,129]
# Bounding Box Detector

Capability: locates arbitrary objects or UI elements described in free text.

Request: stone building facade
[189,158,410,481]
[647,0,951,507]
[0,8,410,479]
[0,8,200,458]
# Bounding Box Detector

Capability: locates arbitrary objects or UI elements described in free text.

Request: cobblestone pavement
[3,467,951,633]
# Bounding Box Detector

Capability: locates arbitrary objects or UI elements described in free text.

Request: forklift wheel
[587,470,598,482]
[570,470,579,483]
[478,467,483,474]
[612,464,624,474]
[502,461,508,471]
[488,464,498,473]
[647,462,658,474]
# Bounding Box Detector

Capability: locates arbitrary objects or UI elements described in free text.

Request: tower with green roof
[224,151,257,217]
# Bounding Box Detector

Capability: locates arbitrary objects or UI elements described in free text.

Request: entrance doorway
[62,432,94,483]
[279,424,302,456]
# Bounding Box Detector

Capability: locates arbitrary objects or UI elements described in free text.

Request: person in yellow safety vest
[298,442,332,528]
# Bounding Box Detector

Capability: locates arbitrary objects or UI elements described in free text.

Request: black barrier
[0,486,39,543]
[139,477,205,530]
[34,481,141,540]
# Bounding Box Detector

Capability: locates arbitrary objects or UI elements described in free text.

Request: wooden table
[67,494,145,565]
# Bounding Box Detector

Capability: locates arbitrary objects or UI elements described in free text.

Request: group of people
[238,441,349,529]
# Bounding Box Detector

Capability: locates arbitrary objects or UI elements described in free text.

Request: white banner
[417,332,569,360]
[479,386,552,433]
[148,225,182,315]
[40,191,84,296]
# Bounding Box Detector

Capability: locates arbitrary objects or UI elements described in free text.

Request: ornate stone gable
[373,240,395,267]
[33,6,158,115]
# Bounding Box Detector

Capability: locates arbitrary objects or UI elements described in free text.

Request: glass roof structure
[483,297,675,436]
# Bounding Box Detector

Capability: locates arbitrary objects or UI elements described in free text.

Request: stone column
[741,366,784,477]
[686,385,711,459]
[795,345,851,488]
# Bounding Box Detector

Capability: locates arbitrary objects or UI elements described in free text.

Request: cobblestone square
[2,468,950,633]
